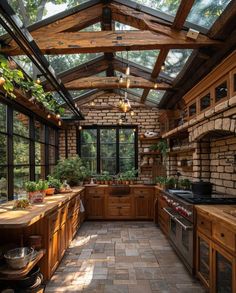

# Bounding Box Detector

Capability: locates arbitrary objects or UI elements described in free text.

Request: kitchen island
[0,188,85,280]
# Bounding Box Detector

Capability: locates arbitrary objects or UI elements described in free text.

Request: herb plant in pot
[24,181,37,202]
[47,175,62,194]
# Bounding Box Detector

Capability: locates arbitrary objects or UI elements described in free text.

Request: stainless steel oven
[164,207,193,272]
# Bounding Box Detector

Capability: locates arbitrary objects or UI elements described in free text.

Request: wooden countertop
[84,184,156,188]
[0,187,84,229]
[195,205,236,232]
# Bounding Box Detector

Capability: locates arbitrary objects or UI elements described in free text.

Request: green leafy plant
[24,181,37,192]
[47,175,62,190]
[180,178,191,190]
[53,156,89,186]
[120,168,138,181]
[149,144,159,152]
[157,139,168,158]
[100,171,112,181]
[36,180,49,191]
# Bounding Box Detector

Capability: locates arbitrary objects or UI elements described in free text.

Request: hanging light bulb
[123,98,131,113]
[0,77,6,86]
[119,75,124,83]
[79,125,82,130]
[133,128,136,132]
[154,83,158,89]
[161,63,165,71]
[47,113,51,119]
[130,110,135,117]
[36,75,41,84]
[119,118,123,125]
[58,120,62,126]
[118,97,123,107]
[90,101,95,106]
[56,113,61,119]
[126,78,131,88]
[125,65,130,76]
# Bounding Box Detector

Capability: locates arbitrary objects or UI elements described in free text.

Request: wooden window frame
[213,75,229,106]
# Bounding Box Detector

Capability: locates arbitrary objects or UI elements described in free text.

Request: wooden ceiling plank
[4,30,221,56]
[172,0,195,31]
[64,76,171,90]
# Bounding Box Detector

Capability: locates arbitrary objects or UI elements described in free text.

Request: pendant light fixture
[125,50,130,76]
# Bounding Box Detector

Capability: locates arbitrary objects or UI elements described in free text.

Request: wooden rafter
[172,0,195,30]
[44,56,109,91]
[140,49,169,103]
[3,30,221,56]
[64,76,171,90]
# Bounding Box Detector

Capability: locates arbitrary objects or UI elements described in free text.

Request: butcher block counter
[0,187,84,229]
[0,188,85,280]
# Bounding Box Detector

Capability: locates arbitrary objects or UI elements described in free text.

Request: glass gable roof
[115,22,137,31]
[133,0,181,17]
[81,23,101,32]
[146,90,165,105]
[46,53,102,74]
[117,50,159,70]
[187,0,232,29]
[7,0,90,26]
[12,56,34,78]
[163,49,193,79]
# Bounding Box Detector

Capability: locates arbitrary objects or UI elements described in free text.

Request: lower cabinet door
[135,195,149,219]
[87,196,105,219]
[60,222,67,259]
[196,231,211,289]
[49,230,59,276]
[212,243,236,293]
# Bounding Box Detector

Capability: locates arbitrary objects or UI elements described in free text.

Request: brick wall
[59,93,160,183]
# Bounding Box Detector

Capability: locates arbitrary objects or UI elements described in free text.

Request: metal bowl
[4,247,34,269]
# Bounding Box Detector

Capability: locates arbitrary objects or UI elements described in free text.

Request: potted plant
[156,176,169,190]
[24,181,37,202]
[180,178,191,190]
[149,144,159,153]
[122,168,138,184]
[36,180,48,196]
[53,156,89,186]
[157,139,168,158]
[47,176,62,195]
[100,171,112,185]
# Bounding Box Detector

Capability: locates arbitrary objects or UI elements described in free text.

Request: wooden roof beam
[4,30,221,56]
[64,76,171,90]
[43,56,109,91]
[172,0,195,31]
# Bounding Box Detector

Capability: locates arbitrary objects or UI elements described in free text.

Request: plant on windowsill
[179,178,191,190]
[47,176,62,194]
[100,171,112,185]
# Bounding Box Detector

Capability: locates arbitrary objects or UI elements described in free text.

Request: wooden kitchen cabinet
[196,208,236,293]
[134,194,152,219]
[49,229,60,275]
[86,194,106,219]
[158,193,169,235]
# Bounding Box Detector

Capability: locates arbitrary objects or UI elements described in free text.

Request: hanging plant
[0,54,64,116]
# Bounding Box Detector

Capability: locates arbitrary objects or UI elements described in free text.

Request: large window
[78,126,138,175]
[0,100,59,202]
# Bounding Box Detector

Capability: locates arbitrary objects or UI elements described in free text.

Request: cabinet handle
[220,233,225,238]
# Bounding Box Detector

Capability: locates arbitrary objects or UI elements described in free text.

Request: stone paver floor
[46,221,206,293]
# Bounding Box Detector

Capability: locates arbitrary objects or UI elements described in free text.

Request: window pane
[35,142,45,165]
[49,146,56,164]
[120,158,135,173]
[100,129,116,143]
[119,144,135,158]
[200,93,211,111]
[0,134,7,165]
[14,166,29,197]
[0,168,8,203]
[215,81,228,103]
[101,159,116,175]
[81,129,97,144]
[13,111,29,137]
[119,129,135,143]
[0,103,7,132]
[35,166,45,181]
[49,128,56,145]
[13,136,29,164]
[83,158,97,174]
[101,144,116,158]
[81,144,97,158]
[189,103,196,117]
[187,0,231,29]
[35,121,45,142]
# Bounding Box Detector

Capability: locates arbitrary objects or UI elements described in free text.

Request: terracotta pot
[104,180,108,185]
[45,188,55,196]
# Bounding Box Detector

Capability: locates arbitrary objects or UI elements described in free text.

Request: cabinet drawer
[48,210,60,235]
[109,196,131,204]
[133,188,151,196]
[197,213,212,237]
[108,207,120,217]
[212,223,235,252]
[86,188,105,196]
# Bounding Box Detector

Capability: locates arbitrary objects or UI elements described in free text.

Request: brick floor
[46,221,206,293]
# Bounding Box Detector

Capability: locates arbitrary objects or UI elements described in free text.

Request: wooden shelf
[139,137,160,142]
[169,146,195,155]
[0,249,46,280]
[140,152,160,156]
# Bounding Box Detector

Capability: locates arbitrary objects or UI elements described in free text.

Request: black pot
[191,180,212,197]
[16,266,40,288]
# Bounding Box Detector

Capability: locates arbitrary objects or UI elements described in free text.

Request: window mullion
[116,127,119,174]
[97,127,100,174]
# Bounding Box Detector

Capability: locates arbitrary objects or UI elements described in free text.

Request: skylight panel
[133,0,181,16]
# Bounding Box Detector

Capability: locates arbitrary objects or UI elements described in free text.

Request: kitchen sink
[109,185,130,196]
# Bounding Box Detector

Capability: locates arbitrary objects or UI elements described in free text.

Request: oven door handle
[174,217,193,231]
[163,207,176,219]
